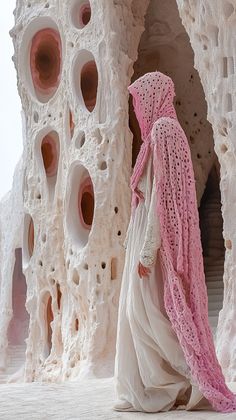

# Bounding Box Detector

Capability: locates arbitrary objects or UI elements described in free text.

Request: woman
[114,71,236,413]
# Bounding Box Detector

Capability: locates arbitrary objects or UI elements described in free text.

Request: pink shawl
[128,71,236,413]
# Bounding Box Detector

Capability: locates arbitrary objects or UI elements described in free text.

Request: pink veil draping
[128,71,236,412]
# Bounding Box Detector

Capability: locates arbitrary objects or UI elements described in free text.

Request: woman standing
[114,71,236,413]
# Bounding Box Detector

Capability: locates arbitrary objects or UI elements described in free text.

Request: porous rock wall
[0,0,152,382]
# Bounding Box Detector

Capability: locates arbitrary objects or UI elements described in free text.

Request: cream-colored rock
[0,0,232,388]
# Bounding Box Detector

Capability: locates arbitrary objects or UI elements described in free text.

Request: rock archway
[129,0,225,334]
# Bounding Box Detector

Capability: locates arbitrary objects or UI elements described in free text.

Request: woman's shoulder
[152,117,178,130]
[151,117,182,138]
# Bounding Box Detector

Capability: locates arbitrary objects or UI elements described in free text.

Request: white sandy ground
[0,378,236,420]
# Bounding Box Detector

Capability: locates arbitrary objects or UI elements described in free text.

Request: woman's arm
[139,174,161,269]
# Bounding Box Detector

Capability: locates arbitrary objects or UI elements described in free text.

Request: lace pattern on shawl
[152,117,236,412]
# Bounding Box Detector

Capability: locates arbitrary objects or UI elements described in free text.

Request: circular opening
[99,161,107,170]
[75,318,79,331]
[41,131,59,177]
[78,177,94,229]
[75,131,86,149]
[81,61,98,111]
[81,4,91,26]
[71,1,91,29]
[73,50,98,112]
[28,217,35,258]
[66,164,95,248]
[33,111,39,123]
[30,28,62,101]
[23,215,36,267]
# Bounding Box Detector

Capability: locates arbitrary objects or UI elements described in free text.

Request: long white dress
[114,156,209,412]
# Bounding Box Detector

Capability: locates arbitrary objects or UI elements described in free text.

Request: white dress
[114,156,208,412]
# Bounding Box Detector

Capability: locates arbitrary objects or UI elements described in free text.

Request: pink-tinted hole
[81,60,98,112]
[78,177,94,229]
[80,4,91,26]
[47,295,53,351]
[69,110,75,138]
[28,218,34,258]
[41,133,59,177]
[30,28,62,97]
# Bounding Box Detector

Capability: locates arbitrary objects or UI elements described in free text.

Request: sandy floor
[0,378,235,420]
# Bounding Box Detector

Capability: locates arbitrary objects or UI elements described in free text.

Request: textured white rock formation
[0,0,232,385]
[6,0,138,382]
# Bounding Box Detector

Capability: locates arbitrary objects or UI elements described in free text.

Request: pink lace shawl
[128,71,236,413]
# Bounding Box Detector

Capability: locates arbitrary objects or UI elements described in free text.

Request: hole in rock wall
[28,217,35,258]
[7,249,29,357]
[99,161,107,170]
[73,50,98,112]
[46,295,53,355]
[41,131,59,177]
[23,215,35,267]
[71,1,91,29]
[199,163,225,333]
[40,131,60,196]
[79,178,94,227]
[56,284,62,310]
[130,0,223,326]
[30,27,62,102]
[75,318,79,332]
[81,61,98,112]
[75,131,86,149]
[34,111,39,123]
[69,110,75,138]
[66,164,95,248]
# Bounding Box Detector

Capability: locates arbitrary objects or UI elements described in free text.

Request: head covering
[128,71,236,412]
[129,72,177,206]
